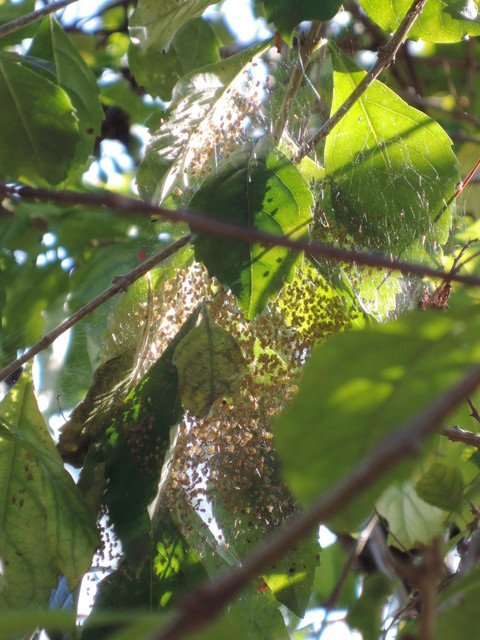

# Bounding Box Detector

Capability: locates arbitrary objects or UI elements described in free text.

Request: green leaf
[347,574,391,640]
[433,567,480,640]
[129,0,213,55]
[312,543,358,609]
[137,39,270,202]
[274,307,480,528]
[377,482,446,549]
[0,58,79,184]
[0,371,98,610]
[0,0,36,47]
[360,0,480,43]
[173,311,247,417]
[28,16,103,167]
[129,17,221,101]
[325,45,458,252]
[256,0,342,38]
[414,462,464,512]
[191,140,313,319]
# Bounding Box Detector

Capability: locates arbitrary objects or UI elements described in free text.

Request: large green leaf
[129,17,221,101]
[274,307,480,528]
[191,140,313,319]
[0,58,79,184]
[414,461,464,511]
[360,0,480,43]
[0,371,98,609]
[173,311,247,417]
[324,46,458,253]
[28,16,103,167]
[137,39,270,203]
[129,0,213,55]
[256,0,342,37]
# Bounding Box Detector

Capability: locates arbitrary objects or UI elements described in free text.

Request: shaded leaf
[129,17,221,101]
[137,39,270,202]
[347,574,391,640]
[325,45,458,252]
[414,462,464,512]
[256,0,342,38]
[28,16,103,167]
[173,311,247,417]
[274,308,480,528]
[360,0,480,43]
[377,482,446,549]
[192,140,313,319]
[0,371,98,610]
[0,58,78,184]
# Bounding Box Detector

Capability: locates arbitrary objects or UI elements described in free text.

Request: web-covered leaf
[0,370,98,609]
[324,45,458,254]
[191,140,313,320]
[360,0,480,43]
[137,39,270,202]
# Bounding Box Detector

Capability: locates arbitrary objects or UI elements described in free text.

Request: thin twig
[5,183,480,288]
[295,0,428,162]
[272,22,326,141]
[0,235,191,383]
[467,397,480,423]
[0,0,80,40]
[442,425,480,449]
[152,363,480,640]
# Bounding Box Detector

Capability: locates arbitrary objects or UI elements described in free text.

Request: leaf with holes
[0,58,79,184]
[28,16,103,168]
[360,0,480,43]
[0,371,98,610]
[173,312,247,417]
[325,45,458,253]
[137,39,270,202]
[191,140,313,320]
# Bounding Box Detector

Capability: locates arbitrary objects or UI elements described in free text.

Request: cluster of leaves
[1,0,480,639]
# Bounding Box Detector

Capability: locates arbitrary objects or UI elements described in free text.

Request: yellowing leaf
[173,313,247,417]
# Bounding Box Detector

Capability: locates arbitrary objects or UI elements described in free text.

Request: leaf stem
[294,0,428,162]
[152,362,480,640]
[0,0,80,40]
[0,235,191,383]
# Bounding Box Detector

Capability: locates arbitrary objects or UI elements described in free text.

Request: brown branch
[294,0,428,162]
[0,235,190,383]
[467,397,480,424]
[442,425,480,450]
[5,183,480,289]
[0,0,80,40]
[152,363,480,640]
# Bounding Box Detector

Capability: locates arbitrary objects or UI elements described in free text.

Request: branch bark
[442,425,480,450]
[0,235,190,383]
[152,362,480,640]
[294,0,428,163]
[0,0,80,40]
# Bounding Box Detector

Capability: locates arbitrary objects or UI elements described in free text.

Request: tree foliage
[0,1,480,639]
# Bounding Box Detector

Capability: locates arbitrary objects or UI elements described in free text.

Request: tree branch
[0,235,190,383]
[294,0,428,163]
[442,425,480,450]
[0,0,80,40]
[4,183,480,288]
[152,362,480,640]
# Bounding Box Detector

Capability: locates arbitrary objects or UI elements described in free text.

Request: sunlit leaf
[0,371,98,609]
[0,58,79,184]
[325,45,458,252]
[360,0,480,43]
[191,140,313,319]
[274,308,480,528]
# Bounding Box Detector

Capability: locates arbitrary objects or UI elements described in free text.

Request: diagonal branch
[294,0,428,163]
[0,0,80,40]
[4,182,480,288]
[152,362,480,640]
[0,235,191,383]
